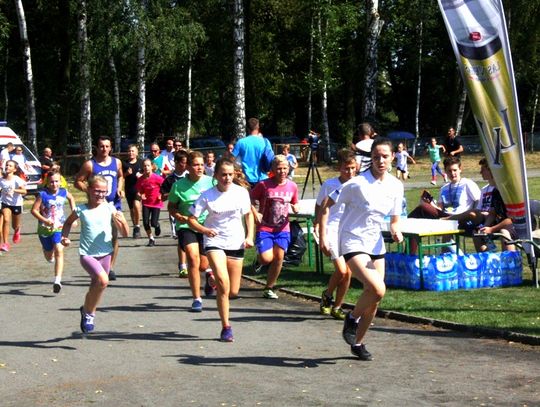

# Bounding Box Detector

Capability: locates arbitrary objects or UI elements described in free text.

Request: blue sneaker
[79,306,95,333]
[220,326,234,342]
[191,299,203,312]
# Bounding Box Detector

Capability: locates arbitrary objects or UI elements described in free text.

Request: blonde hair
[271,154,289,170]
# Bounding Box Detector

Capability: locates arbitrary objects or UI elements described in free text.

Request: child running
[250,155,299,299]
[428,137,448,185]
[188,157,255,342]
[168,151,216,312]
[61,175,129,333]
[394,142,416,180]
[0,160,27,251]
[136,158,164,247]
[31,170,76,293]
[315,150,357,320]
[319,138,404,361]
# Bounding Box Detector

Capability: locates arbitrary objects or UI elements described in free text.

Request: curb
[242,275,540,347]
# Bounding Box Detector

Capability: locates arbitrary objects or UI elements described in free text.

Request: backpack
[259,137,275,174]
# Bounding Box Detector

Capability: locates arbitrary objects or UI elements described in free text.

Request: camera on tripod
[308,130,320,151]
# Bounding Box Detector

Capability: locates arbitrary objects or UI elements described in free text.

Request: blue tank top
[92,157,121,209]
[37,188,68,236]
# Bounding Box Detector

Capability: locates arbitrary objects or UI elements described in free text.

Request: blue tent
[386,131,416,140]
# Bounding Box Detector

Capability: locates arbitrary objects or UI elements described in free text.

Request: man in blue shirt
[232,118,269,187]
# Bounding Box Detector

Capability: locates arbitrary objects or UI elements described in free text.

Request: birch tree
[186,61,192,148]
[14,0,37,153]
[109,55,121,152]
[362,0,383,121]
[78,0,92,156]
[232,0,246,139]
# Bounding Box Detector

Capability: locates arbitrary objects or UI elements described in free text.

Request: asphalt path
[0,211,539,406]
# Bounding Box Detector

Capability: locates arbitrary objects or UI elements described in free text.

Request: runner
[136,158,164,247]
[319,138,404,361]
[188,157,255,342]
[122,144,143,239]
[168,151,216,312]
[61,175,129,333]
[394,142,416,180]
[428,137,447,185]
[30,170,76,293]
[0,160,27,251]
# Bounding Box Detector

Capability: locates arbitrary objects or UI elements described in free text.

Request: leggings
[142,206,160,231]
[431,161,445,177]
[80,254,112,280]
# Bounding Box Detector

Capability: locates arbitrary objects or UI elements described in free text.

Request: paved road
[0,212,539,406]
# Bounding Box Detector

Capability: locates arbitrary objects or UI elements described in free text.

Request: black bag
[283,220,307,266]
[259,137,275,173]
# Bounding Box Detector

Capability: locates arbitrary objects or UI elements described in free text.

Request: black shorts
[343,251,385,262]
[177,228,204,251]
[125,192,140,210]
[1,204,22,215]
[205,246,245,259]
[397,167,407,173]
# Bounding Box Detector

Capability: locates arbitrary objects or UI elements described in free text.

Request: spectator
[161,137,176,167]
[352,122,376,173]
[281,144,298,179]
[40,147,55,172]
[0,142,14,170]
[443,127,464,157]
[174,139,185,152]
[232,117,269,187]
[149,142,172,177]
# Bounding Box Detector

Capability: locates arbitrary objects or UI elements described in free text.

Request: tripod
[301,149,323,199]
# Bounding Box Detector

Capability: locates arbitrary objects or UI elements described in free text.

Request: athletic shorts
[205,246,245,260]
[397,167,407,173]
[325,225,340,261]
[255,231,291,254]
[177,228,204,251]
[343,251,385,263]
[1,204,22,215]
[39,232,62,251]
[125,192,140,210]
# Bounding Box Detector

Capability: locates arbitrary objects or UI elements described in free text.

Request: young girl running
[188,158,255,342]
[315,150,357,320]
[319,138,404,361]
[0,160,27,251]
[61,175,129,333]
[250,155,299,299]
[136,158,164,247]
[31,170,76,293]
[428,137,447,185]
[168,151,216,312]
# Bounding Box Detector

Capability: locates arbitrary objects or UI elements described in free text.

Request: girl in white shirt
[0,160,27,251]
[189,158,255,342]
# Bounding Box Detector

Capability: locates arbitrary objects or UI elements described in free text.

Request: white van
[0,123,42,193]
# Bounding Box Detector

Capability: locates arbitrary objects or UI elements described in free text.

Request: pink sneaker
[0,243,10,252]
[13,229,21,244]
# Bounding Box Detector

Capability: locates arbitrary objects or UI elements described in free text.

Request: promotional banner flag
[437,1,535,267]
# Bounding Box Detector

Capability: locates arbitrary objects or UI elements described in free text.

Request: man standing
[232,117,269,187]
[443,127,464,157]
[150,143,172,177]
[75,136,125,280]
[40,147,55,172]
[0,142,14,170]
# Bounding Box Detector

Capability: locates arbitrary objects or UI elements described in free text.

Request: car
[188,137,226,150]
[0,122,42,194]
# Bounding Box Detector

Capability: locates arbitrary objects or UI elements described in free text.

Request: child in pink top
[136,159,164,246]
[250,155,299,299]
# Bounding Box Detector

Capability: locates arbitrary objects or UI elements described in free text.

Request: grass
[34,152,540,337]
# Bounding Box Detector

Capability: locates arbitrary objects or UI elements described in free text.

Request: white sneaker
[430,180,437,185]
[263,288,279,299]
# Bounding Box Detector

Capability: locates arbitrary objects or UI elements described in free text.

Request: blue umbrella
[386,131,416,140]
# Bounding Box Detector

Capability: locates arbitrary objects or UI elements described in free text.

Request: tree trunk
[362,0,383,121]
[318,13,330,162]
[455,81,467,136]
[57,0,71,153]
[109,55,121,153]
[530,84,539,152]
[78,0,92,156]
[14,0,37,153]
[413,20,423,157]
[307,14,314,132]
[3,48,8,121]
[186,62,192,149]
[233,0,246,139]
[136,45,146,155]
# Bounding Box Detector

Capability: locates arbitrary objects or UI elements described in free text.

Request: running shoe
[430,180,437,185]
[342,311,358,345]
[204,271,216,297]
[155,223,161,237]
[13,228,21,244]
[263,288,279,299]
[146,238,156,247]
[53,282,62,294]
[133,225,141,239]
[320,290,333,315]
[252,258,263,274]
[191,299,203,312]
[178,264,188,278]
[0,243,10,252]
[350,344,373,361]
[79,306,95,333]
[331,307,346,320]
[109,270,117,281]
[443,173,448,183]
[220,326,234,342]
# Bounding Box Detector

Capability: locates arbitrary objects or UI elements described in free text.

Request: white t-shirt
[0,176,26,206]
[0,148,10,168]
[395,150,410,171]
[190,183,252,250]
[438,177,481,215]
[354,139,374,173]
[330,170,403,256]
[317,176,352,260]
[204,163,216,177]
